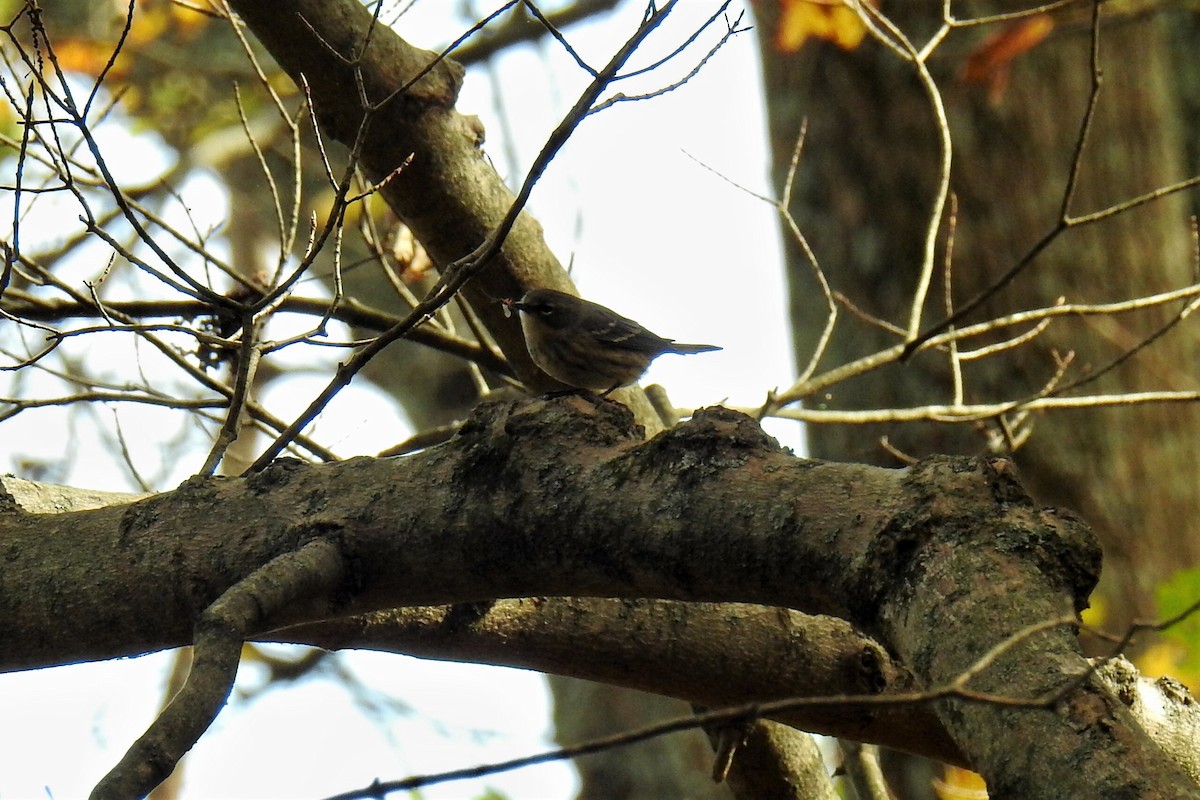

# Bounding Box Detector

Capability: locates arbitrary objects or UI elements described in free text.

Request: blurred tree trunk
[551,677,732,800]
[754,0,1200,796]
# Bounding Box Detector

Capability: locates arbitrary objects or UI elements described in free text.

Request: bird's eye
[537,305,554,317]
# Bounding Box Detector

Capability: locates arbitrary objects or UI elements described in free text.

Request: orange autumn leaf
[127,4,172,47]
[963,14,1054,85]
[126,0,212,45]
[53,37,127,78]
[49,2,211,80]
[775,0,874,53]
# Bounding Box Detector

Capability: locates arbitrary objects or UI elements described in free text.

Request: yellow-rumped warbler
[508,288,720,394]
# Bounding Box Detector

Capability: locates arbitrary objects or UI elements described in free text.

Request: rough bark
[0,398,1088,664]
[3,396,1196,799]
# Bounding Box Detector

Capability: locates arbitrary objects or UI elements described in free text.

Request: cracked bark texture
[3,397,1196,799]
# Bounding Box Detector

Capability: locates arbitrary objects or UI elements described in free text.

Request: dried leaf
[962,14,1054,92]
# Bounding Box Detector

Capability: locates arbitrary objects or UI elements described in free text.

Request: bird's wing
[594,314,673,353]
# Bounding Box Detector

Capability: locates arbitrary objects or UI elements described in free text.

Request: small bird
[508,288,721,394]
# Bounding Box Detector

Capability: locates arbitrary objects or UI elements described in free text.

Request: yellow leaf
[128,4,171,47]
[934,765,988,799]
[1138,640,1187,681]
[775,0,872,54]
[1080,592,1106,628]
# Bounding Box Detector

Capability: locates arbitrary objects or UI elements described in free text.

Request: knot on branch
[1025,506,1101,614]
[671,406,789,453]
[976,457,1101,613]
[621,405,789,485]
[861,456,1102,624]
[244,456,308,491]
[459,393,644,450]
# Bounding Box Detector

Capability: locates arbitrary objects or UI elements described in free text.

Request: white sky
[0,2,796,798]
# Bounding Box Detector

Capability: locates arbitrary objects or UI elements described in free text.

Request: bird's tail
[667,342,721,354]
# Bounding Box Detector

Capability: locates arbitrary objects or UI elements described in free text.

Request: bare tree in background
[3,2,1200,799]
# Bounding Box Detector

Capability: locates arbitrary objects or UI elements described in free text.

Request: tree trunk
[754,0,1200,795]
[755,0,1200,673]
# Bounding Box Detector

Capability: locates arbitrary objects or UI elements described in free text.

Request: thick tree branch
[283,598,958,763]
[2,396,1196,798]
[91,538,346,800]
[238,1,686,469]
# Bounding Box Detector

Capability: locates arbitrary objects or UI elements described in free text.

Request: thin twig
[902,0,1107,357]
